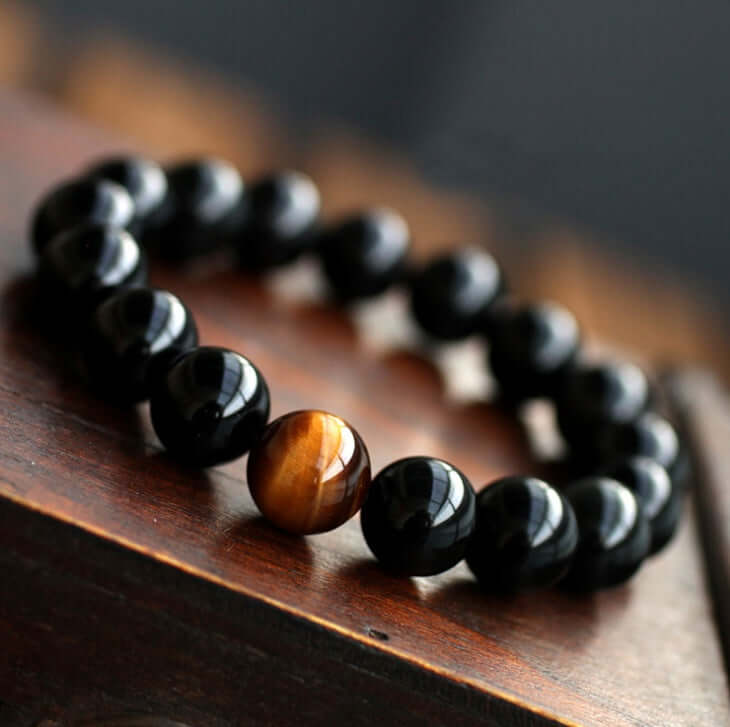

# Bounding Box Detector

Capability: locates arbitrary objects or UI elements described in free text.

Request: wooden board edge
[665,367,730,679]
[0,487,575,727]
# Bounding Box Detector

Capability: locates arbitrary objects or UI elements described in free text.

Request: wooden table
[0,90,728,726]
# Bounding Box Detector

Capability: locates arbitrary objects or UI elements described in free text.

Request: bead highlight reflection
[564,476,651,590]
[150,346,270,466]
[466,476,578,591]
[85,287,198,402]
[247,410,371,534]
[360,456,476,576]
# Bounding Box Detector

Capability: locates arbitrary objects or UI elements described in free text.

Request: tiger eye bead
[234,171,320,270]
[601,456,681,554]
[466,476,578,592]
[556,361,650,452]
[488,301,580,401]
[31,177,135,255]
[84,287,198,402]
[39,222,147,312]
[318,208,410,301]
[247,410,371,534]
[151,158,243,260]
[87,156,168,238]
[409,248,503,340]
[563,476,651,590]
[360,457,476,576]
[150,346,270,466]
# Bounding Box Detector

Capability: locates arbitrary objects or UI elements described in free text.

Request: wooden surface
[0,91,729,726]
[670,371,730,676]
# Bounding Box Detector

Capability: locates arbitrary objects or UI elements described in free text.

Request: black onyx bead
[595,411,680,475]
[410,248,503,340]
[563,476,651,590]
[556,361,649,452]
[465,476,578,592]
[318,208,410,301]
[488,301,580,401]
[234,171,320,270]
[360,456,476,576]
[87,156,168,238]
[150,346,270,467]
[84,287,198,403]
[31,177,135,255]
[39,222,147,312]
[601,456,681,554]
[151,158,243,261]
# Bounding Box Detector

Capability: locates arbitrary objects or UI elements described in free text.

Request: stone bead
[601,456,681,554]
[247,410,371,534]
[466,476,578,592]
[563,476,651,590]
[151,158,243,260]
[84,287,198,403]
[409,248,503,340]
[234,171,320,270]
[556,361,650,452]
[318,208,410,301]
[150,346,270,467]
[595,412,680,474]
[488,301,580,401]
[39,222,147,312]
[31,177,135,255]
[360,456,476,576]
[87,155,168,238]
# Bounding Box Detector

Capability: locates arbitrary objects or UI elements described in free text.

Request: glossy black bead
[360,456,476,576]
[466,476,578,592]
[563,476,651,590]
[151,158,243,260]
[318,208,410,300]
[84,287,198,403]
[87,156,168,238]
[409,248,503,340]
[601,456,681,554]
[488,301,580,401]
[39,222,147,312]
[31,177,135,255]
[556,361,650,452]
[595,412,680,474]
[150,346,270,466]
[234,171,320,270]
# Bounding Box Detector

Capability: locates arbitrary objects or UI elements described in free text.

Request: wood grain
[668,370,730,674]
[0,91,728,726]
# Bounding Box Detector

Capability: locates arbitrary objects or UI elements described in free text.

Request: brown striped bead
[247,410,372,534]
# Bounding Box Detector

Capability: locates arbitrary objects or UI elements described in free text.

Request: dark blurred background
[28,0,730,309]
[2,0,728,374]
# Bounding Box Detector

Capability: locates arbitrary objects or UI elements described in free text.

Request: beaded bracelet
[29,156,685,593]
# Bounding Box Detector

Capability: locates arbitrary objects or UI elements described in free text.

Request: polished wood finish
[669,370,730,673]
[248,410,371,534]
[0,91,728,726]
